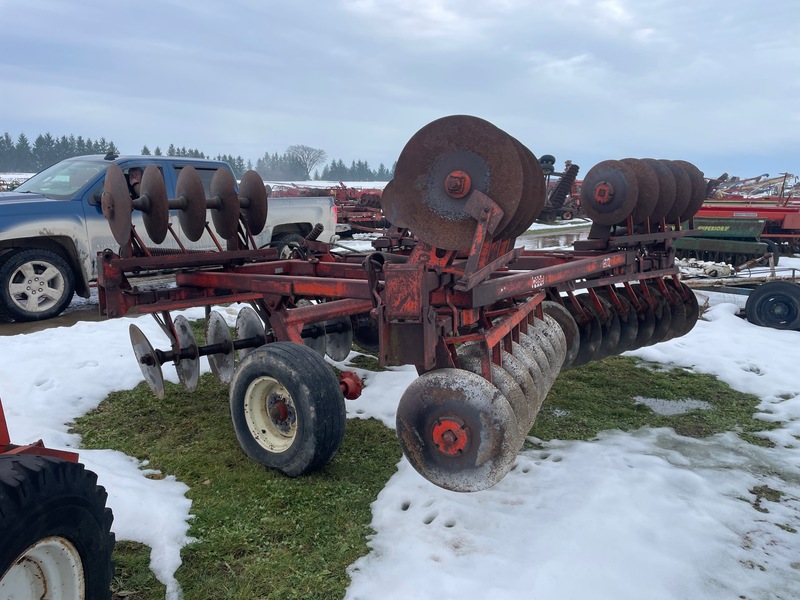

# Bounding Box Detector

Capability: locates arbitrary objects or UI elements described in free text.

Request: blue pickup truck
[0,154,338,322]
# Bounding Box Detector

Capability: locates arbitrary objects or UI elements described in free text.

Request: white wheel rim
[8,259,66,313]
[0,536,84,599]
[244,376,297,453]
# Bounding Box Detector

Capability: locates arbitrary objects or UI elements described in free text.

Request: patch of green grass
[76,375,400,600]
[77,345,780,598]
[529,355,778,446]
[346,354,386,372]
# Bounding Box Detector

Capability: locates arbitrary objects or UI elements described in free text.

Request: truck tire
[0,248,75,321]
[0,455,115,599]
[744,281,800,330]
[229,342,346,476]
[273,233,306,260]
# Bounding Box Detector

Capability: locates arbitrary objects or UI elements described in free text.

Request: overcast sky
[1,0,798,179]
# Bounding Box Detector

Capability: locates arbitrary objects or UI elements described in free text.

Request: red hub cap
[444,170,472,199]
[594,181,615,204]
[432,417,469,455]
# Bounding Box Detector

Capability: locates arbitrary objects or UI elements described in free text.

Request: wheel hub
[432,417,469,455]
[268,394,295,432]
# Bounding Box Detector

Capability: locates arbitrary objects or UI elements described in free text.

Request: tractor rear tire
[744,281,800,330]
[0,455,114,599]
[229,342,346,476]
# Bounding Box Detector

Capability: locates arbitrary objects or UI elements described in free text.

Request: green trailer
[674,217,779,266]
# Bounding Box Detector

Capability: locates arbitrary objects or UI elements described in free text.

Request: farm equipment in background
[536,157,585,223]
[97,115,705,493]
[0,397,115,597]
[673,216,780,267]
[268,181,388,236]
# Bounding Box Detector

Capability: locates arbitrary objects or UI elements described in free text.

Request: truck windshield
[15,160,108,200]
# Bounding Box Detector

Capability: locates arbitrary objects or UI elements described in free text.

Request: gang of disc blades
[580,159,639,225]
[641,158,676,223]
[661,160,692,223]
[619,158,660,225]
[391,115,524,250]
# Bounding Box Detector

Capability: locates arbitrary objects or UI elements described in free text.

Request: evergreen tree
[154,146,162,156]
[167,144,176,156]
[14,133,33,171]
[141,145,151,155]
[0,132,14,171]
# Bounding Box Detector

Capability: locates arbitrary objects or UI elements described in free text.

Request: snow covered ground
[1,263,799,599]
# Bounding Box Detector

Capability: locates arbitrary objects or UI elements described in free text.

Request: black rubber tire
[0,248,75,321]
[0,455,114,598]
[273,233,306,260]
[764,239,780,266]
[229,342,346,476]
[744,281,800,330]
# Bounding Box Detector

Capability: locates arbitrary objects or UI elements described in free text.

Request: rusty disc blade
[677,281,700,336]
[661,160,692,223]
[129,324,164,400]
[542,300,580,368]
[209,168,241,241]
[174,315,200,392]
[395,368,519,492]
[139,165,169,244]
[597,289,639,354]
[510,340,546,425]
[175,166,207,242]
[564,297,603,367]
[325,315,354,362]
[379,179,401,227]
[206,311,235,385]
[641,158,676,223]
[576,293,620,361]
[391,115,524,250]
[628,285,657,349]
[236,306,266,361]
[239,170,268,235]
[655,283,687,343]
[503,138,546,239]
[102,163,133,247]
[620,158,660,225]
[673,160,706,221]
[640,285,672,346]
[518,331,559,390]
[580,160,639,225]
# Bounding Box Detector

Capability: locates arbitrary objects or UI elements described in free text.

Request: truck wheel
[273,233,306,260]
[745,281,800,330]
[0,455,114,599]
[0,249,75,321]
[229,342,346,476]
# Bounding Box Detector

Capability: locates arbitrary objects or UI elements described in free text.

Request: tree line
[0,133,394,182]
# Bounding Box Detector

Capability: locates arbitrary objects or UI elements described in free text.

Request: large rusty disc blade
[542,300,580,368]
[629,285,657,350]
[378,179,401,227]
[620,158,660,225]
[655,283,687,343]
[140,165,169,244]
[518,332,558,390]
[129,324,164,400]
[565,297,603,367]
[597,289,639,354]
[175,166,207,242]
[503,138,546,239]
[395,368,519,492]
[209,168,241,240]
[325,316,354,362]
[661,160,692,223]
[239,170,268,235]
[510,341,546,425]
[457,344,531,444]
[580,160,639,225]
[391,115,524,250]
[206,311,234,385]
[173,315,200,392]
[235,306,266,361]
[673,160,706,221]
[641,285,672,346]
[531,315,567,369]
[102,163,133,247]
[576,293,620,361]
[677,281,700,337]
[296,299,327,357]
[641,158,676,223]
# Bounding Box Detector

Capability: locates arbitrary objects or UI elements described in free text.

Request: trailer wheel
[229,342,346,476]
[273,233,306,260]
[0,248,75,321]
[745,281,800,330]
[0,455,114,599]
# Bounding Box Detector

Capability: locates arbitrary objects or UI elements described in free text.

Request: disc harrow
[98,114,703,492]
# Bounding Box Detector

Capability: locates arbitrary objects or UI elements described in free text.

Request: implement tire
[745,281,800,330]
[229,342,346,476]
[0,455,114,599]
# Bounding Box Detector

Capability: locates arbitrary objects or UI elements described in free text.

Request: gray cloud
[0,0,797,178]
